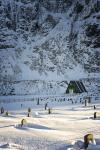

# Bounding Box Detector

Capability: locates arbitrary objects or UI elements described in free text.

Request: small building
[66,80,87,94]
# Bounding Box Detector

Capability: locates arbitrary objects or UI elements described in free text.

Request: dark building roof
[66,81,87,93]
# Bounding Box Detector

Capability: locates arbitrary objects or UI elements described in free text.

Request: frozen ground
[0,96,100,150]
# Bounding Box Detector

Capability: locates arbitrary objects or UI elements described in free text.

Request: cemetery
[0,0,99,149]
[0,94,100,150]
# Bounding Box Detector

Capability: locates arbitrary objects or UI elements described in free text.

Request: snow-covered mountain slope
[0,0,100,95]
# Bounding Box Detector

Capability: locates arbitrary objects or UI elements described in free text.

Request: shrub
[86,24,99,37]
[85,0,90,5]
[74,2,84,14]
[94,1,100,13]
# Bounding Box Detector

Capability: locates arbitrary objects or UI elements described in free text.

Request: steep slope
[0,0,100,95]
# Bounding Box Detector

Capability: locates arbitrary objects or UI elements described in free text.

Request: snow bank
[0,143,22,150]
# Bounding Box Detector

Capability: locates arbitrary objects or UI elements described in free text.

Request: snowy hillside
[0,0,100,95]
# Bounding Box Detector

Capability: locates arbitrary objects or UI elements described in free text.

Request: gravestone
[45,103,48,110]
[94,112,97,119]
[27,108,31,117]
[1,107,4,114]
[85,100,87,106]
[27,113,30,117]
[84,134,93,149]
[48,108,51,114]
[37,98,40,105]
[21,119,27,127]
[94,105,96,110]
[5,111,8,116]
[88,97,91,103]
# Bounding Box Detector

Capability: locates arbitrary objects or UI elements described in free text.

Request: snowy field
[0,95,100,150]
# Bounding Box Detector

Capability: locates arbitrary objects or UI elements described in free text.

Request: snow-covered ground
[0,96,100,150]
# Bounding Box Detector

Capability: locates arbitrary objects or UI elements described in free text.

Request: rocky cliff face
[0,0,100,95]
